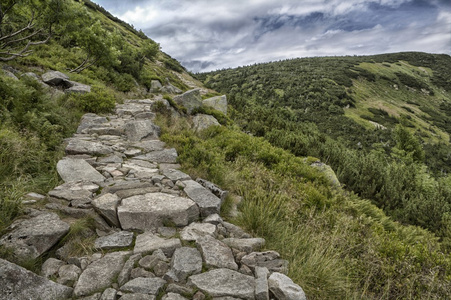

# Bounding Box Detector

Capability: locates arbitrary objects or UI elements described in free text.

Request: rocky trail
[0,92,306,300]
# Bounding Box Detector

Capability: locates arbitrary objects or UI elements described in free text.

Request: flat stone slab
[135,148,178,163]
[57,158,105,183]
[41,70,69,85]
[183,180,222,217]
[188,268,255,300]
[0,212,69,259]
[94,231,134,250]
[0,258,73,300]
[203,95,228,115]
[161,168,191,182]
[66,139,113,156]
[74,251,130,297]
[169,247,202,282]
[77,113,108,134]
[196,235,238,271]
[180,222,217,242]
[125,120,160,142]
[92,193,121,227]
[118,193,199,231]
[134,232,181,257]
[222,238,265,253]
[268,272,306,300]
[120,277,166,295]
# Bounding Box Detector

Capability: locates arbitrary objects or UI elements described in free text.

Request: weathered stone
[3,69,18,80]
[188,268,255,300]
[203,95,228,115]
[116,253,142,287]
[98,154,123,164]
[268,272,306,300]
[42,70,69,85]
[102,181,154,194]
[77,113,108,134]
[124,148,143,156]
[79,293,101,300]
[197,178,229,201]
[163,293,188,300]
[162,82,182,94]
[196,235,238,270]
[154,261,169,277]
[170,247,203,282]
[131,267,155,279]
[115,187,160,199]
[41,258,65,278]
[310,161,340,188]
[183,180,222,217]
[57,158,105,183]
[120,293,156,300]
[100,288,117,300]
[192,114,220,131]
[255,267,269,300]
[66,139,112,156]
[150,80,163,91]
[134,232,182,257]
[120,277,166,295]
[158,226,177,237]
[139,249,168,270]
[92,193,120,227]
[161,168,191,182]
[173,89,202,114]
[223,222,251,238]
[74,251,130,297]
[94,231,134,250]
[180,222,217,242]
[193,291,206,300]
[132,140,166,152]
[222,238,265,253]
[118,193,199,231]
[203,214,223,225]
[241,251,288,274]
[48,188,92,203]
[0,258,73,300]
[166,283,193,296]
[125,120,161,142]
[65,82,91,94]
[0,212,69,259]
[57,264,81,287]
[135,148,178,163]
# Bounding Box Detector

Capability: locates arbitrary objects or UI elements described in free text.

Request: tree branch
[0,11,35,42]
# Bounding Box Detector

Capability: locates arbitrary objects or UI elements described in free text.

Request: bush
[70,86,116,113]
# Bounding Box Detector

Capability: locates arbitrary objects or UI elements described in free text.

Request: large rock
[92,193,120,227]
[196,235,238,270]
[41,70,69,85]
[74,251,130,297]
[173,89,202,114]
[118,254,142,287]
[94,231,134,250]
[65,81,91,94]
[120,277,166,295]
[183,180,222,217]
[135,148,178,163]
[134,232,181,257]
[188,268,255,300]
[118,193,199,231]
[255,267,269,300]
[309,161,340,188]
[203,95,228,115]
[150,80,163,92]
[160,168,191,182]
[125,120,161,142]
[57,158,105,183]
[0,258,73,300]
[0,212,69,259]
[77,113,108,134]
[169,247,203,282]
[66,139,113,156]
[180,222,217,242]
[268,272,306,300]
[193,114,220,131]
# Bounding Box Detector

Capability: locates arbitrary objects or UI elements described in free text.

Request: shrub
[70,86,116,113]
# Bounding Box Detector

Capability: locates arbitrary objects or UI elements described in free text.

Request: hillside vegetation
[2,1,451,299]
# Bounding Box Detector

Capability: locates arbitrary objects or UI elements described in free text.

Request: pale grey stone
[183,180,222,217]
[74,251,130,297]
[241,251,288,274]
[41,258,65,278]
[92,193,120,227]
[124,149,143,157]
[57,158,105,183]
[180,222,217,242]
[163,293,188,300]
[203,95,228,115]
[131,267,155,279]
[0,212,69,259]
[100,288,117,300]
[48,188,92,203]
[118,193,199,231]
[102,181,154,195]
[255,267,269,300]
[135,148,178,163]
[134,233,181,257]
[118,254,142,287]
[139,249,168,270]
[66,139,113,156]
[115,187,160,199]
[268,272,306,300]
[0,258,73,300]
[222,238,265,253]
[120,277,166,295]
[173,89,202,114]
[25,192,46,200]
[125,120,161,142]
[161,168,191,182]
[203,214,223,225]
[196,235,238,270]
[94,231,134,250]
[132,140,166,152]
[154,261,169,277]
[166,283,193,296]
[57,264,81,287]
[158,226,177,237]
[65,82,91,94]
[239,264,254,276]
[196,178,229,201]
[77,113,108,134]
[150,80,163,91]
[98,154,123,164]
[170,247,202,282]
[222,222,251,238]
[310,161,341,188]
[120,294,156,300]
[188,268,255,300]
[79,293,101,300]
[3,69,18,80]
[42,70,69,85]
[192,114,220,131]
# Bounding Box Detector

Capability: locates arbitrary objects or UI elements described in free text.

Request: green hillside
[2,1,451,299]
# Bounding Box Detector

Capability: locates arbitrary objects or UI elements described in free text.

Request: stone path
[0,94,306,300]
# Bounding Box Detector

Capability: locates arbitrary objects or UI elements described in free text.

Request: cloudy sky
[92,0,451,72]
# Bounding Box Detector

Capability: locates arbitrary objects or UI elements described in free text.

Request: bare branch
[0,12,36,42]
[1,28,43,49]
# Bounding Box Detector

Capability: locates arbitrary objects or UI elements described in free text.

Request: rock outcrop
[0,95,306,300]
